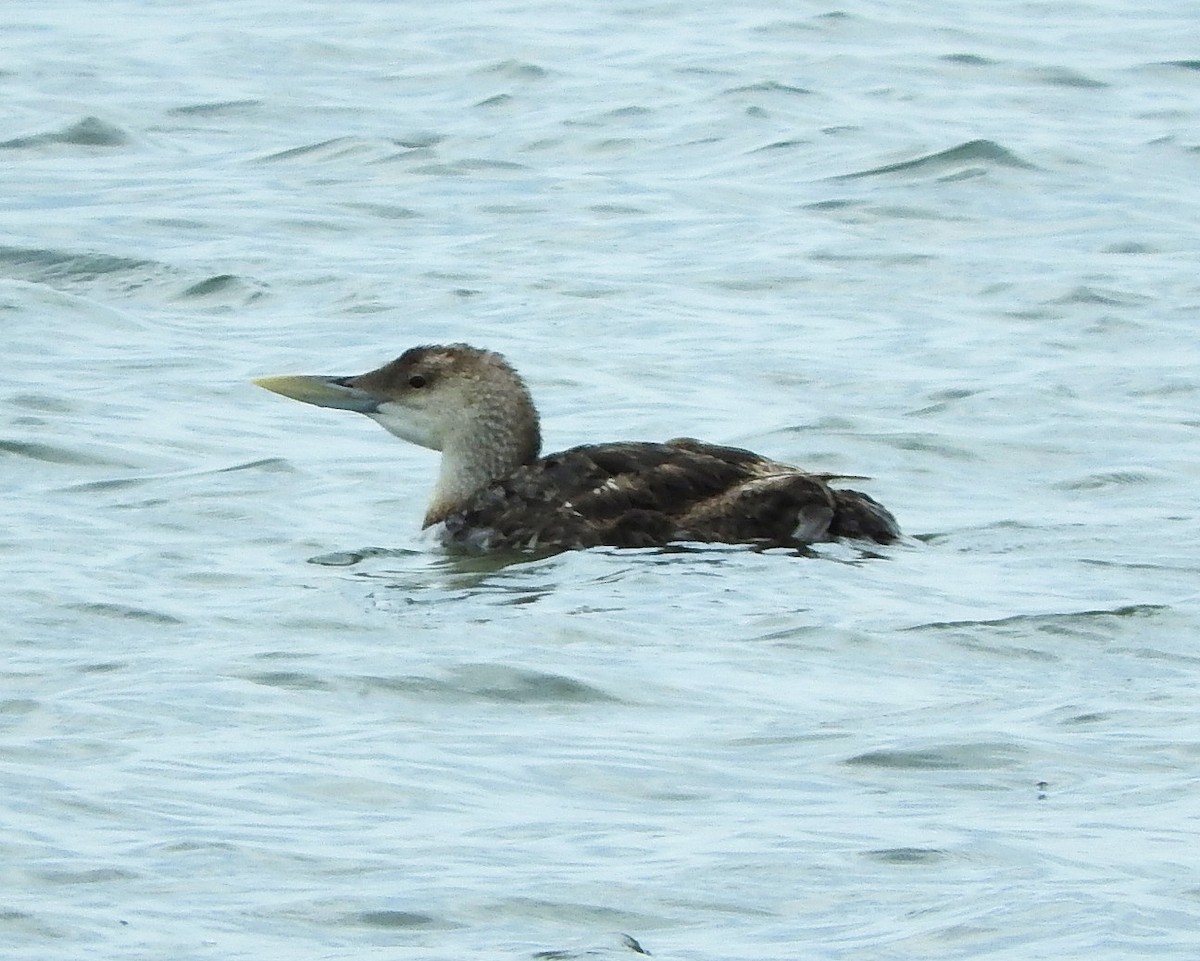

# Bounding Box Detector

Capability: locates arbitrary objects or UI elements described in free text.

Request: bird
[254,343,900,553]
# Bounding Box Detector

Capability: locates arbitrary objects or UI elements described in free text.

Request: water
[3,1,1200,958]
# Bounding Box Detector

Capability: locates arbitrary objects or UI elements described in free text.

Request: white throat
[368,403,442,451]
[424,443,497,527]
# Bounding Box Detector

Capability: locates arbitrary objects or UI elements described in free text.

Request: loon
[254,344,899,552]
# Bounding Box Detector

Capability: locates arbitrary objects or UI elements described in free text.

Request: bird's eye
[408,374,427,389]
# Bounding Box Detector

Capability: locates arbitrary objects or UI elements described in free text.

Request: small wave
[834,139,1037,180]
[0,244,266,305]
[1050,468,1165,491]
[0,245,152,284]
[391,132,445,149]
[749,138,811,153]
[407,158,527,176]
[9,393,77,414]
[724,80,814,97]
[68,602,183,626]
[243,671,335,692]
[269,900,453,933]
[0,438,128,467]
[1047,285,1153,307]
[940,53,998,66]
[1103,241,1158,254]
[0,116,129,150]
[475,92,515,108]
[32,866,139,884]
[907,604,1168,634]
[175,273,268,303]
[308,545,415,566]
[845,741,1025,771]
[864,846,951,865]
[245,664,620,705]
[535,933,652,958]
[475,59,549,80]
[256,137,384,164]
[862,431,979,461]
[1030,66,1108,89]
[364,664,622,705]
[165,99,263,117]
[59,459,292,495]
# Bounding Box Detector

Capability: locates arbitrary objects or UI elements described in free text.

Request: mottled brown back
[439,439,899,552]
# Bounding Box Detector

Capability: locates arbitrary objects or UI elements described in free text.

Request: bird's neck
[422,420,540,527]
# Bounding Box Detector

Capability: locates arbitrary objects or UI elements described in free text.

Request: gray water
[4,1,1200,958]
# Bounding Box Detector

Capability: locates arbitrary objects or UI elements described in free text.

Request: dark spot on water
[588,203,648,215]
[244,671,333,692]
[804,199,858,211]
[354,910,439,929]
[77,661,127,674]
[1103,241,1158,254]
[865,847,950,865]
[847,748,957,770]
[63,117,129,146]
[342,201,421,220]
[941,53,997,66]
[1031,67,1108,89]
[1064,712,1108,725]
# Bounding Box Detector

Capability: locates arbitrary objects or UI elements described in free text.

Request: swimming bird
[254,344,899,552]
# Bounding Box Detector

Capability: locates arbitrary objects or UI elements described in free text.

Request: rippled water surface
[4,1,1200,958]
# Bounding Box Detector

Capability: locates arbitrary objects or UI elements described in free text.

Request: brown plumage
[255,344,899,553]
